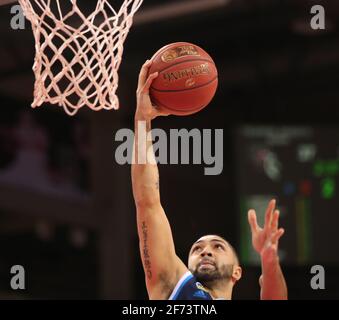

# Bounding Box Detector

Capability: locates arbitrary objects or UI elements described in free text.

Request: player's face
[188,236,237,283]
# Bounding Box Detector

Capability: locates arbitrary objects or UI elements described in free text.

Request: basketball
[148,42,218,116]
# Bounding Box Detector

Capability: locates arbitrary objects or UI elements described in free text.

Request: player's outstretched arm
[248,199,288,300]
[132,60,187,299]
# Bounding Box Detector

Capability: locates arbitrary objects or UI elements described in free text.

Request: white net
[18,0,143,116]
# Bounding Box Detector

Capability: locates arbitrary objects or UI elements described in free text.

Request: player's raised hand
[248,199,285,260]
[136,60,170,121]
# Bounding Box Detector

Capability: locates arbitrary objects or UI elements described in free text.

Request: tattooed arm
[132,60,187,300]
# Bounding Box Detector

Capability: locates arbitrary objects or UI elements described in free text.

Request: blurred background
[0,0,339,299]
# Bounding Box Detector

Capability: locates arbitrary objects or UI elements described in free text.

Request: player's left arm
[248,199,288,300]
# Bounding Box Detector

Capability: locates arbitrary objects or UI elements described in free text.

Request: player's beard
[191,263,234,284]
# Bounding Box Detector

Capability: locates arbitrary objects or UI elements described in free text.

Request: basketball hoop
[18,0,143,116]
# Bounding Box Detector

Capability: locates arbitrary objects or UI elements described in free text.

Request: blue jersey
[168,271,213,300]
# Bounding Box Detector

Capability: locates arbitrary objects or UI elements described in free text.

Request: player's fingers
[248,209,259,233]
[259,275,263,287]
[158,109,171,116]
[271,228,284,244]
[264,199,276,231]
[270,210,280,232]
[141,72,158,94]
[150,104,170,117]
[137,60,152,90]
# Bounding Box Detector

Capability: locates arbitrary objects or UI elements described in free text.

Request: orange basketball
[148,42,218,116]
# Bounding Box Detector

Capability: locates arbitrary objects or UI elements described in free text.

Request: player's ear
[232,266,242,283]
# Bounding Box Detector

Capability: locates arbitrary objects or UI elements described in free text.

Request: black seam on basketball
[150,76,218,93]
[165,104,207,113]
[152,97,209,113]
[155,58,215,74]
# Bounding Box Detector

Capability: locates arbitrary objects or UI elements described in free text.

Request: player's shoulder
[168,271,212,300]
[148,258,188,299]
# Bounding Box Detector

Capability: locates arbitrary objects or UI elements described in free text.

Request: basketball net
[18,0,143,116]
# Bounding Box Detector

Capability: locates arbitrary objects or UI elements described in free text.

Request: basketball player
[132,60,288,300]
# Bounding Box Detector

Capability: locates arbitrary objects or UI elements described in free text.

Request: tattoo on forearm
[141,221,152,280]
[155,180,159,190]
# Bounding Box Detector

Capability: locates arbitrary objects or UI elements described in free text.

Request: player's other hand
[248,199,285,262]
[135,60,170,121]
